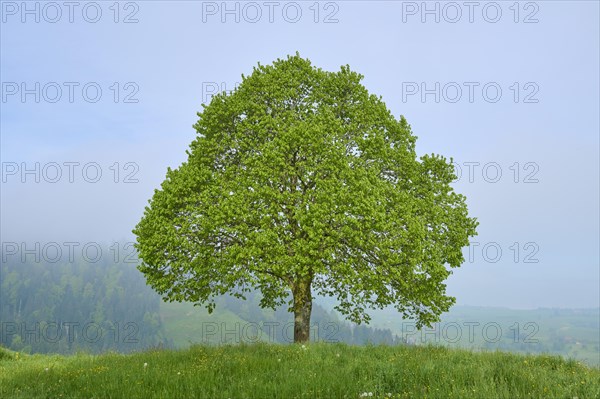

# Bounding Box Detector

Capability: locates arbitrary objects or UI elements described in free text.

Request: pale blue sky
[1,1,598,309]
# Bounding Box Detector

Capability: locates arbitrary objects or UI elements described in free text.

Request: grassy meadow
[1,343,598,399]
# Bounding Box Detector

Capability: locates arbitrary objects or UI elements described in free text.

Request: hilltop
[1,343,598,398]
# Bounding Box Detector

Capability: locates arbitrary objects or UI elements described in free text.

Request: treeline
[0,255,168,354]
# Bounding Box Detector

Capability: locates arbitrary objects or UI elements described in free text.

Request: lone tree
[133,54,478,343]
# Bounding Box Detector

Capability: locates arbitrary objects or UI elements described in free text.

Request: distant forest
[0,246,402,354]
[0,253,165,353]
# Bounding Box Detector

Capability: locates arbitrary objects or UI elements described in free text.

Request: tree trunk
[292,279,312,343]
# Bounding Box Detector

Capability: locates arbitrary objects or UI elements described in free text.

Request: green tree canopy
[133,54,478,343]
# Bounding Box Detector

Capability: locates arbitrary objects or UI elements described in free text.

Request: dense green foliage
[134,54,478,342]
[1,343,598,398]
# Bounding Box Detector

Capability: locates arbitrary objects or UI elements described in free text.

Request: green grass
[1,343,598,398]
[0,346,17,361]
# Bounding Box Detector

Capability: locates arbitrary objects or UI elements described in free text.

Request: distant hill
[361,304,600,366]
[159,290,402,347]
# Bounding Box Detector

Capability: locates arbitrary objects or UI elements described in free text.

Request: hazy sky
[1,1,598,309]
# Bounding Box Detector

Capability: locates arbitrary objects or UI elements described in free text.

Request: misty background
[1,1,598,313]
